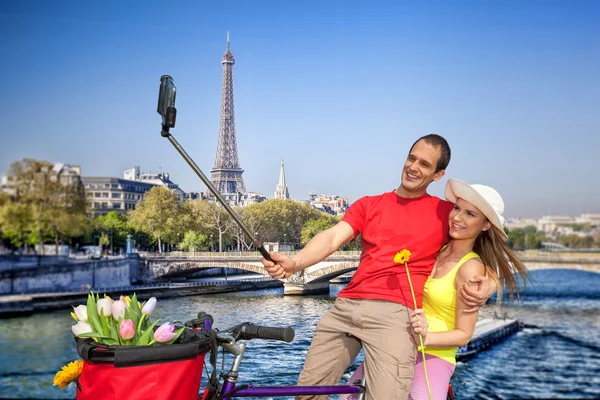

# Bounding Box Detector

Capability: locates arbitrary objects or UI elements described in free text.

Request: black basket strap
[114,341,201,367]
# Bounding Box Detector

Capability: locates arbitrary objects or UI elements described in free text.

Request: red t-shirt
[339,190,453,309]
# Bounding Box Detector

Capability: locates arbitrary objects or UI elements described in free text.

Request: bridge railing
[140,250,363,258]
[12,276,275,295]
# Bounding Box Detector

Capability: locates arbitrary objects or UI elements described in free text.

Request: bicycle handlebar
[186,313,295,343]
[238,323,295,343]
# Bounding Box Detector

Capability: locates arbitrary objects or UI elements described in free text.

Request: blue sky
[1,1,599,218]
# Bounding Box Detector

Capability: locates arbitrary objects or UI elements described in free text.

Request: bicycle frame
[204,320,366,399]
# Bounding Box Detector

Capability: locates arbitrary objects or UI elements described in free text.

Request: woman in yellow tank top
[407,179,530,399]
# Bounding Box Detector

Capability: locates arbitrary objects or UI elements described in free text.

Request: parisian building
[308,192,349,216]
[81,176,155,216]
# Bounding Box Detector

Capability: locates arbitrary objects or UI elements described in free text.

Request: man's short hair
[409,134,451,172]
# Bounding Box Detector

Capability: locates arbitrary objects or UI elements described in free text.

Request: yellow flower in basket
[393,249,411,265]
[53,360,83,390]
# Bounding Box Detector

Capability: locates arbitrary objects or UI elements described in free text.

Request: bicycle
[185,312,366,400]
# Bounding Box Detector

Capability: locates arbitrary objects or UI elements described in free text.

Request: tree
[128,186,181,252]
[205,202,232,252]
[300,216,338,246]
[179,231,209,252]
[45,178,88,253]
[96,212,130,254]
[0,202,34,250]
[556,234,595,249]
[243,199,325,245]
[180,199,214,234]
[99,232,110,254]
[2,158,88,253]
[524,231,541,250]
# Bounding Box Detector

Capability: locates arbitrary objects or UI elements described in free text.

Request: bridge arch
[141,259,269,281]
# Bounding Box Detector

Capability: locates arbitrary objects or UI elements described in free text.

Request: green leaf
[128,294,141,328]
[108,322,121,345]
[76,332,114,340]
[100,315,111,337]
[86,293,103,335]
[135,319,160,346]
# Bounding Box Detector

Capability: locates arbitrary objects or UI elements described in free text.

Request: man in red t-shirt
[262,134,494,400]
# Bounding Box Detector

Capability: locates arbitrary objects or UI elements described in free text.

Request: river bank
[0,278,282,318]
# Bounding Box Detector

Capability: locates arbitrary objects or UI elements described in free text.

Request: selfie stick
[157,75,273,262]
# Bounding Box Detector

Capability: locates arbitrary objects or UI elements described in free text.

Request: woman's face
[448,197,491,240]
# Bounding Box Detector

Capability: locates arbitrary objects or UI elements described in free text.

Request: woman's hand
[410,309,429,346]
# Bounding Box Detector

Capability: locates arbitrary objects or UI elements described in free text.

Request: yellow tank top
[419,251,480,365]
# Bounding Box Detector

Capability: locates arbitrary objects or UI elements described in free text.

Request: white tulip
[142,297,157,315]
[73,305,88,322]
[96,298,112,317]
[71,321,93,336]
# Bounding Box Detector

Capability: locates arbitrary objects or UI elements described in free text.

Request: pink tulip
[120,319,135,340]
[154,323,176,343]
[111,300,127,320]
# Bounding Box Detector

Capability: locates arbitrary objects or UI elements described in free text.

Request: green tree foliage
[557,234,595,249]
[0,202,34,249]
[179,231,209,252]
[180,199,232,252]
[300,215,338,246]
[99,232,110,247]
[524,231,541,250]
[0,159,88,252]
[243,199,325,245]
[127,186,181,252]
[180,199,213,234]
[95,211,130,253]
[507,226,544,250]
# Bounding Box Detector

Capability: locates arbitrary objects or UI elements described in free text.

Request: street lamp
[210,234,213,252]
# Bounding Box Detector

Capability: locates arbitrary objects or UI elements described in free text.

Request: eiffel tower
[210,32,246,205]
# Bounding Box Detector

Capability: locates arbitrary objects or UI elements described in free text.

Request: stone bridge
[140,251,600,295]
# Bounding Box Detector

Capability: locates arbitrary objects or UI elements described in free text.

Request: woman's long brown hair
[473,225,532,303]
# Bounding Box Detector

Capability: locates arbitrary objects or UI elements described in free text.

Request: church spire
[274,159,290,199]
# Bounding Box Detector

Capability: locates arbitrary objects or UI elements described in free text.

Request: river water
[0,269,599,399]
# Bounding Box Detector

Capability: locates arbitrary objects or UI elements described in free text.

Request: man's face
[400,140,445,194]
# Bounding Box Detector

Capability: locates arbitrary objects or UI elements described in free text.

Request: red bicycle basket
[75,330,213,400]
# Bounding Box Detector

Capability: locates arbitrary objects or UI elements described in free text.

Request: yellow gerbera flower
[393,249,411,264]
[53,360,84,390]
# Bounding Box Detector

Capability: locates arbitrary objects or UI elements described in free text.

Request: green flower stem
[137,314,146,335]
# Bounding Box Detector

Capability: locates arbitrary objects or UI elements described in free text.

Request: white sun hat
[444,178,508,241]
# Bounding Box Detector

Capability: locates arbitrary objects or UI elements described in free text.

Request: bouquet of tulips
[55,292,209,397]
[70,292,183,346]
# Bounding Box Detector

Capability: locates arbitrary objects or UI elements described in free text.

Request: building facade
[308,193,349,216]
[82,177,155,216]
[123,166,186,201]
